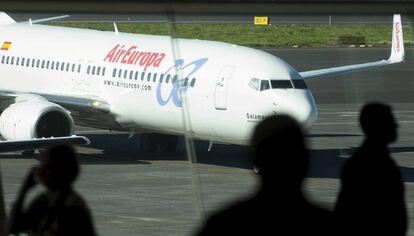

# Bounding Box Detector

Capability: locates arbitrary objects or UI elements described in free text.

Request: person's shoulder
[65,190,87,205]
[62,190,92,215]
[26,192,50,216]
[343,146,371,169]
[28,192,49,207]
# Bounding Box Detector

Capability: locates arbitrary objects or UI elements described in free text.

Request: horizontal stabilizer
[24,15,70,25]
[0,136,90,153]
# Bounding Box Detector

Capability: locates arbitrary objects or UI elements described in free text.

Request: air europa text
[104,44,166,71]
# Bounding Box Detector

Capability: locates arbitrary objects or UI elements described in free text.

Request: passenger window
[77,64,81,73]
[92,66,96,75]
[249,78,260,91]
[1,55,5,64]
[21,58,25,66]
[134,71,139,80]
[41,60,45,68]
[102,67,105,76]
[260,80,270,91]
[183,78,188,87]
[96,67,100,75]
[72,64,75,72]
[10,57,14,65]
[166,74,170,83]
[66,63,69,71]
[129,70,133,80]
[56,62,59,70]
[147,72,151,81]
[16,57,19,65]
[6,56,9,64]
[172,75,177,84]
[159,74,164,83]
[51,61,54,70]
[123,70,127,79]
[153,73,157,82]
[87,65,91,74]
[112,68,117,77]
[118,69,122,78]
[26,58,30,67]
[141,72,145,81]
[46,60,50,69]
[190,78,196,87]
[61,62,65,71]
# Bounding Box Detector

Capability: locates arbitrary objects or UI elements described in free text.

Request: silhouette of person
[197,115,334,235]
[335,103,407,236]
[8,144,97,236]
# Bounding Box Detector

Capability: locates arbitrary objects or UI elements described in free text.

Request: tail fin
[389,14,404,63]
[0,12,15,26]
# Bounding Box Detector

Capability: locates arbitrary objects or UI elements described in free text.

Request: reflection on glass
[0,12,411,236]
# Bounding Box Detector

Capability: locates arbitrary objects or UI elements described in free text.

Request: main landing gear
[140,134,178,154]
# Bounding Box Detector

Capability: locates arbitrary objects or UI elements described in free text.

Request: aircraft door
[214,65,235,110]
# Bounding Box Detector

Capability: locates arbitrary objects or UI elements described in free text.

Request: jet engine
[0,101,74,140]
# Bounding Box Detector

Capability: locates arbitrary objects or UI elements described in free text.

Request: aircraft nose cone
[277,90,318,130]
[296,94,318,130]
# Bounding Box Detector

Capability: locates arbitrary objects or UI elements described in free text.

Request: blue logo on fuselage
[156,58,208,107]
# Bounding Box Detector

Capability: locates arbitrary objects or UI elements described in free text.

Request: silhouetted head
[251,115,308,189]
[360,103,398,145]
[38,144,79,190]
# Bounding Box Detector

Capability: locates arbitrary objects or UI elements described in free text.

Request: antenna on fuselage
[113,22,119,35]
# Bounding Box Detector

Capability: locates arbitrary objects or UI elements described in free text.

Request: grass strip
[49,22,412,48]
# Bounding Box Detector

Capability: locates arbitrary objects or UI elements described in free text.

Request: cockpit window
[260,80,270,91]
[271,80,293,89]
[249,78,260,91]
[292,80,308,89]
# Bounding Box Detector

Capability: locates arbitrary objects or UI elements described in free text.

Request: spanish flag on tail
[1,41,11,50]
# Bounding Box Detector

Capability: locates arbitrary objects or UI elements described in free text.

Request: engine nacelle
[0,101,74,140]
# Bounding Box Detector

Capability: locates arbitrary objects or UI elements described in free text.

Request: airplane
[0,13,404,153]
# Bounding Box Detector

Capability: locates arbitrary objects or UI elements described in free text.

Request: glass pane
[271,80,293,89]
[260,79,270,91]
[0,10,413,236]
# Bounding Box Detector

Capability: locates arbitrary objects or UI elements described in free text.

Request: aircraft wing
[299,14,404,80]
[0,136,90,153]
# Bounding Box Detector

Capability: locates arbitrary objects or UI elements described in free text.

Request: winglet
[389,14,404,63]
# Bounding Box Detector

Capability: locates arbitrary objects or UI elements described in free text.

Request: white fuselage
[0,23,317,145]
